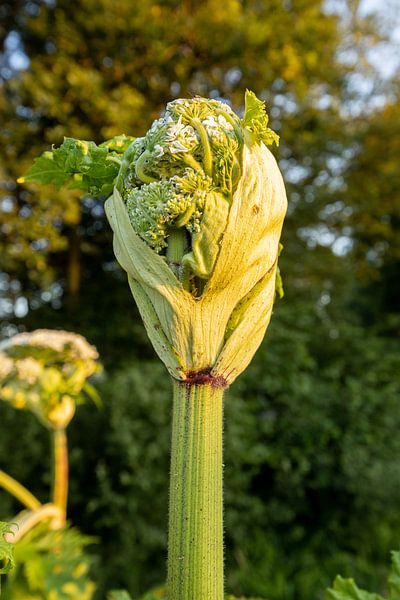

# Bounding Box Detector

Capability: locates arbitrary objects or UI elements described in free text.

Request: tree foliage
[0,0,343,297]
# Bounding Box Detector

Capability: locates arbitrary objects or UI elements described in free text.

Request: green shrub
[1,302,400,599]
[2,524,95,600]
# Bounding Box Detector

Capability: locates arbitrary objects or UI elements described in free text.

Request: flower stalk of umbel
[20,90,287,599]
[0,329,101,533]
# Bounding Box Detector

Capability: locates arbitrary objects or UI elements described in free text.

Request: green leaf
[0,522,15,575]
[100,135,135,154]
[137,588,166,600]
[13,523,96,600]
[241,90,279,146]
[108,591,133,600]
[325,576,383,600]
[225,596,268,600]
[389,551,400,599]
[275,265,284,299]
[18,150,73,189]
[326,551,400,600]
[82,380,102,409]
[275,245,284,299]
[19,135,135,197]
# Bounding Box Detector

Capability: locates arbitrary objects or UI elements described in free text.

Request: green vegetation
[3,524,95,600]
[0,330,100,599]
[0,0,399,598]
[326,552,400,600]
[0,522,15,574]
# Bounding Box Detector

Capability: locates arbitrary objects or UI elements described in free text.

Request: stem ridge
[168,381,224,600]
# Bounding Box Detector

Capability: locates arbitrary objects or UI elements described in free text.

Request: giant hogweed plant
[21,91,287,599]
[0,329,101,599]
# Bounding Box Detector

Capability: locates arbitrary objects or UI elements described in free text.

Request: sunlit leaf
[0,522,15,575]
[19,136,134,197]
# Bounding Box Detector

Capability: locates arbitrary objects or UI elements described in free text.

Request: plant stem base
[168,380,224,600]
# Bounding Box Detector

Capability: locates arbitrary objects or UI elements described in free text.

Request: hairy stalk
[51,428,68,527]
[0,469,41,511]
[5,504,62,544]
[167,380,224,600]
[135,150,157,183]
[182,153,202,172]
[191,118,213,177]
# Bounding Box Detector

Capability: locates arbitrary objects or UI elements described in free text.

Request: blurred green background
[0,0,399,598]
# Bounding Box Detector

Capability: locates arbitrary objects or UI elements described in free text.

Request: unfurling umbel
[20,91,287,385]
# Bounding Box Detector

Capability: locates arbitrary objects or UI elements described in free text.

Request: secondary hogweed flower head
[0,329,101,429]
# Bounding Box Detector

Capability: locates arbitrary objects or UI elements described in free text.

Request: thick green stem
[167,229,186,265]
[0,469,41,511]
[51,428,68,527]
[135,150,157,183]
[167,228,189,288]
[167,380,224,600]
[182,153,202,172]
[191,118,213,177]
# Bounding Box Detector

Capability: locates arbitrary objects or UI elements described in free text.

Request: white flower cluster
[0,350,42,387]
[145,114,199,158]
[0,354,13,380]
[15,357,42,385]
[0,329,101,428]
[163,116,198,155]
[202,114,234,141]
[4,329,99,361]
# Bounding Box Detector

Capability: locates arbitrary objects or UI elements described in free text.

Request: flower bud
[106,91,287,385]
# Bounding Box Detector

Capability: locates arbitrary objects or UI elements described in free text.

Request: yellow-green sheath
[52,428,68,526]
[167,380,224,600]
